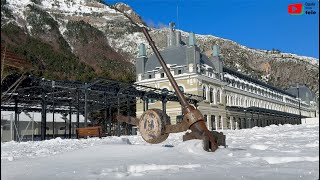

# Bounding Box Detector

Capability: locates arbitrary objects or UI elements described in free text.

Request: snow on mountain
[4,0,318,64]
[2,0,318,94]
[1,123,319,179]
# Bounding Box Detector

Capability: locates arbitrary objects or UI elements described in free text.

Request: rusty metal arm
[115,115,139,126]
[165,124,188,134]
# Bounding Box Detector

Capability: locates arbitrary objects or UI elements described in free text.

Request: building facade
[135,24,318,130]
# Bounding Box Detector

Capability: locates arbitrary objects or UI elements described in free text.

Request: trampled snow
[1,124,319,179]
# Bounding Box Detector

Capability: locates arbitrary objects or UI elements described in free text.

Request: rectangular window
[178,69,182,74]
[148,75,152,79]
[161,73,165,78]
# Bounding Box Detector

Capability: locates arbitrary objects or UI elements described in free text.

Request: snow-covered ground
[1,124,319,180]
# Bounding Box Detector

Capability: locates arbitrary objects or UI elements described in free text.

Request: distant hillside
[1,0,318,97]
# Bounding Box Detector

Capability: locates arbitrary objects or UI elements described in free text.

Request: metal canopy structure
[225,106,305,129]
[226,106,308,119]
[1,76,204,141]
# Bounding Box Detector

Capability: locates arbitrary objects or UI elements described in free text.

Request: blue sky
[105,0,319,59]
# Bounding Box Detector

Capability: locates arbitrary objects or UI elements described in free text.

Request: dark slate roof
[145,46,187,72]
[223,67,296,98]
[200,54,216,71]
[145,45,215,72]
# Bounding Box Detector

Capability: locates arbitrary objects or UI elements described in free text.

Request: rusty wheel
[139,109,170,144]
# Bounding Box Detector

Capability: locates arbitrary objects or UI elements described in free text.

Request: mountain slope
[1,0,318,97]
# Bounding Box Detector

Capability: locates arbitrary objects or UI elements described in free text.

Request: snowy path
[1,124,319,179]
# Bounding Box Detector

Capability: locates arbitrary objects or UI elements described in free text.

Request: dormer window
[149,75,152,79]
[178,86,184,93]
[178,69,182,74]
[161,73,165,78]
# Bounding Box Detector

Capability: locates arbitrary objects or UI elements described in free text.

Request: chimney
[136,43,148,81]
[138,43,146,57]
[175,31,181,47]
[211,45,223,79]
[188,32,196,46]
[167,22,176,47]
[212,45,220,56]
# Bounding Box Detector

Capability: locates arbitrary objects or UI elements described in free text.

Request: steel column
[117,96,120,137]
[108,106,112,135]
[84,84,88,127]
[104,93,108,134]
[41,88,47,140]
[77,89,80,128]
[127,97,131,135]
[14,96,18,141]
[69,101,72,139]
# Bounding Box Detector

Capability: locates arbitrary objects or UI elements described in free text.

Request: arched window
[178,86,184,93]
[162,88,169,94]
[203,86,207,100]
[217,89,221,103]
[241,83,245,90]
[225,96,228,105]
[209,88,214,103]
[236,82,240,88]
[204,115,208,122]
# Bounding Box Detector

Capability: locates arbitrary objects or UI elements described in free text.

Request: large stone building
[135,24,318,130]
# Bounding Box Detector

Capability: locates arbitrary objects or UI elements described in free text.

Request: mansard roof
[223,66,296,98]
[144,45,215,72]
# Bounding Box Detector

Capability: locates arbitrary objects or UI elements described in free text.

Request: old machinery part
[141,27,219,152]
[115,27,224,152]
[139,109,170,144]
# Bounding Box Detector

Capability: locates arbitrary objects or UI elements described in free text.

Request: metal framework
[1,76,204,141]
[226,106,308,118]
[226,106,305,129]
